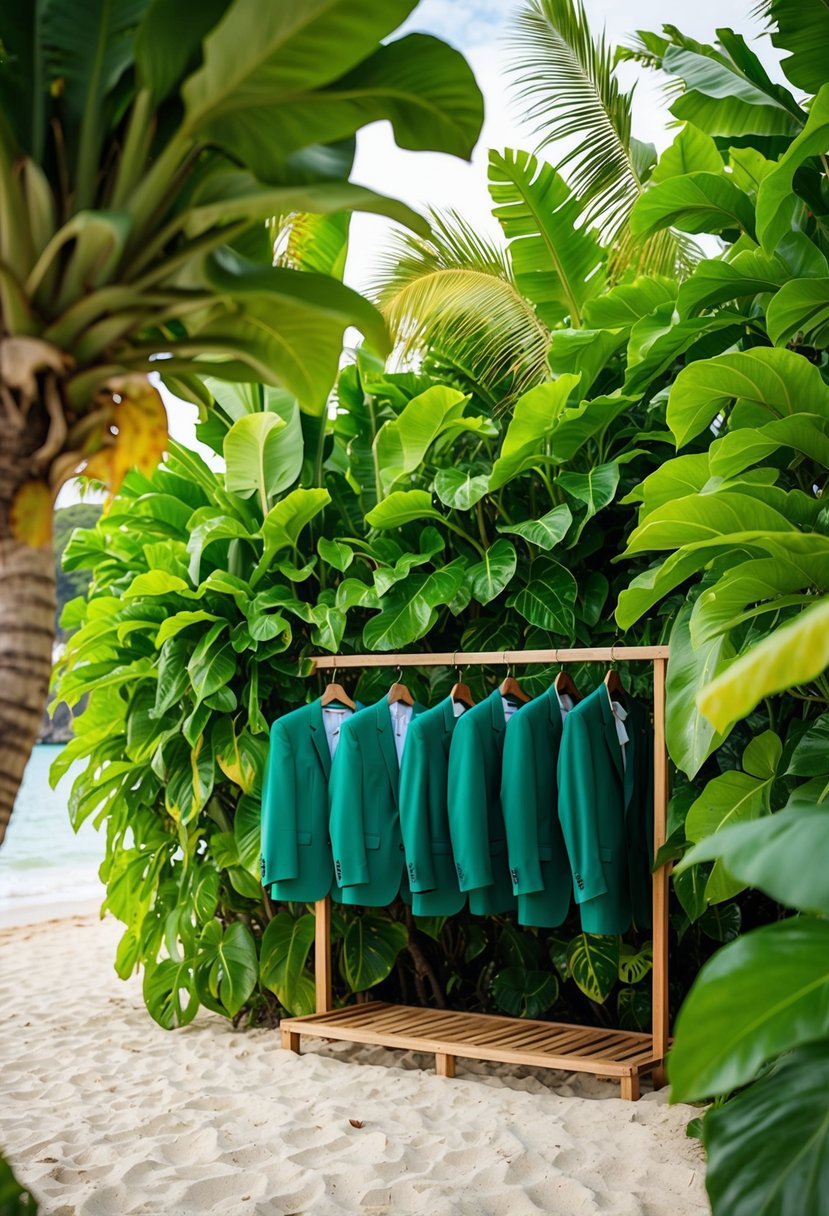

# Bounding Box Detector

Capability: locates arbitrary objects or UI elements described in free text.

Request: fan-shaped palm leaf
[371,209,551,408]
[507,0,696,278]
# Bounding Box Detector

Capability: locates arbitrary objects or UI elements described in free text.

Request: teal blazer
[500,686,572,928]
[557,685,653,935]
[329,698,425,907]
[398,696,466,917]
[261,698,344,903]
[447,689,517,916]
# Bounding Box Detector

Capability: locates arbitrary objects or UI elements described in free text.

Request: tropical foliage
[49,4,829,1212]
[0,0,483,845]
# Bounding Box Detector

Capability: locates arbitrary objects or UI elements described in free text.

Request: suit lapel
[375,700,400,803]
[599,686,625,785]
[309,698,331,779]
[489,688,506,739]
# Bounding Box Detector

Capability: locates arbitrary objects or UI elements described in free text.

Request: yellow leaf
[83,377,168,496]
[10,480,53,547]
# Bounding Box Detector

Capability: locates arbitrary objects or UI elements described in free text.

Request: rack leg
[315,896,332,1014]
[620,1072,640,1102]
[435,1052,455,1078]
[652,658,670,1075]
[281,1029,301,1054]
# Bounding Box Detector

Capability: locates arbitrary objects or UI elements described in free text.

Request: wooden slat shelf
[280,1002,662,1101]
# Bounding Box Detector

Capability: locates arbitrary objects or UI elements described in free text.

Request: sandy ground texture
[0,914,709,1216]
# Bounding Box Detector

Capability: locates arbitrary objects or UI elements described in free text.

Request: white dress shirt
[606,687,629,772]
[556,690,574,724]
[322,706,352,758]
[389,700,414,765]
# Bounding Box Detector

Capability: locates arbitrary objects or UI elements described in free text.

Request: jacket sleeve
[399,726,436,893]
[501,722,544,896]
[261,720,297,885]
[557,712,608,904]
[448,719,493,891]
[328,722,368,888]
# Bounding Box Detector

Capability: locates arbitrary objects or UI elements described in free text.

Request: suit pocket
[599,845,612,862]
[365,835,381,850]
[296,833,312,846]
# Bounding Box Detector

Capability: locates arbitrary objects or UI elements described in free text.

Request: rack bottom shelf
[280,1002,665,1101]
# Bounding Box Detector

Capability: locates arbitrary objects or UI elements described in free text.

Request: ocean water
[0,745,104,917]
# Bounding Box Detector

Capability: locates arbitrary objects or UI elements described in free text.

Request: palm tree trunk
[0,426,55,848]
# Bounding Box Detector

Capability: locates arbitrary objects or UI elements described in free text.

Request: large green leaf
[223,406,303,507]
[698,596,829,731]
[685,731,781,904]
[767,277,829,348]
[649,123,723,183]
[679,802,829,916]
[757,84,829,253]
[769,0,829,93]
[787,714,829,777]
[165,733,215,824]
[260,488,331,556]
[196,919,259,1018]
[691,552,829,648]
[488,148,605,328]
[565,934,619,1003]
[492,967,558,1019]
[703,1043,829,1216]
[365,490,445,530]
[260,911,316,1016]
[663,38,803,140]
[557,461,619,539]
[630,172,755,239]
[466,540,517,606]
[497,504,572,551]
[489,377,580,491]
[363,562,466,650]
[669,917,829,1101]
[197,250,389,411]
[340,913,408,991]
[374,385,470,494]
[187,620,235,702]
[183,8,483,169]
[667,346,829,448]
[665,600,734,779]
[624,491,796,557]
[134,0,230,102]
[434,468,490,511]
[507,556,577,635]
[143,958,200,1030]
[708,414,829,481]
[623,452,710,518]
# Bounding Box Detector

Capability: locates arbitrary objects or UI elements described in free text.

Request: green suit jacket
[329,698,425,907]
[500,685,572,928]
[260,698,351,903]
[557,684,653,935]
[398,696,467,917]
[447,689,518,916]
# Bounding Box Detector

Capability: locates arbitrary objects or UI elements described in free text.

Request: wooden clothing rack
[279,646,670,1101]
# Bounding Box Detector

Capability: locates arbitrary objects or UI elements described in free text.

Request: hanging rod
[309,646,669,670]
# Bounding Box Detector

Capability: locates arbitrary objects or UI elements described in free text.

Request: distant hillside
[39,503,102,743]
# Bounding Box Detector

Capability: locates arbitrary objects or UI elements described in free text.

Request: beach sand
[0,914,708,1215]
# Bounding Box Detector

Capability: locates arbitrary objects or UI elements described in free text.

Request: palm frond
[371,209,551,408]
[507,0,639,243]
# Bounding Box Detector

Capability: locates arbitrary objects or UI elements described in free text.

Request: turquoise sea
[0,745,104,918]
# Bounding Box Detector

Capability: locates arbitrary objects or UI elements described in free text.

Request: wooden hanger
[499,662,530,704]
[387,666,414,706]
[604,646,625,699]
[321,666,356,710]
[450,661,475,709]
[554,657,579,701]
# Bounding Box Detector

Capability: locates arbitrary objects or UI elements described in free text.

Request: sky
[61,1,778,504]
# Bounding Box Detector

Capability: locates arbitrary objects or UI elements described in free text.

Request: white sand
[0,914,709,1216]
